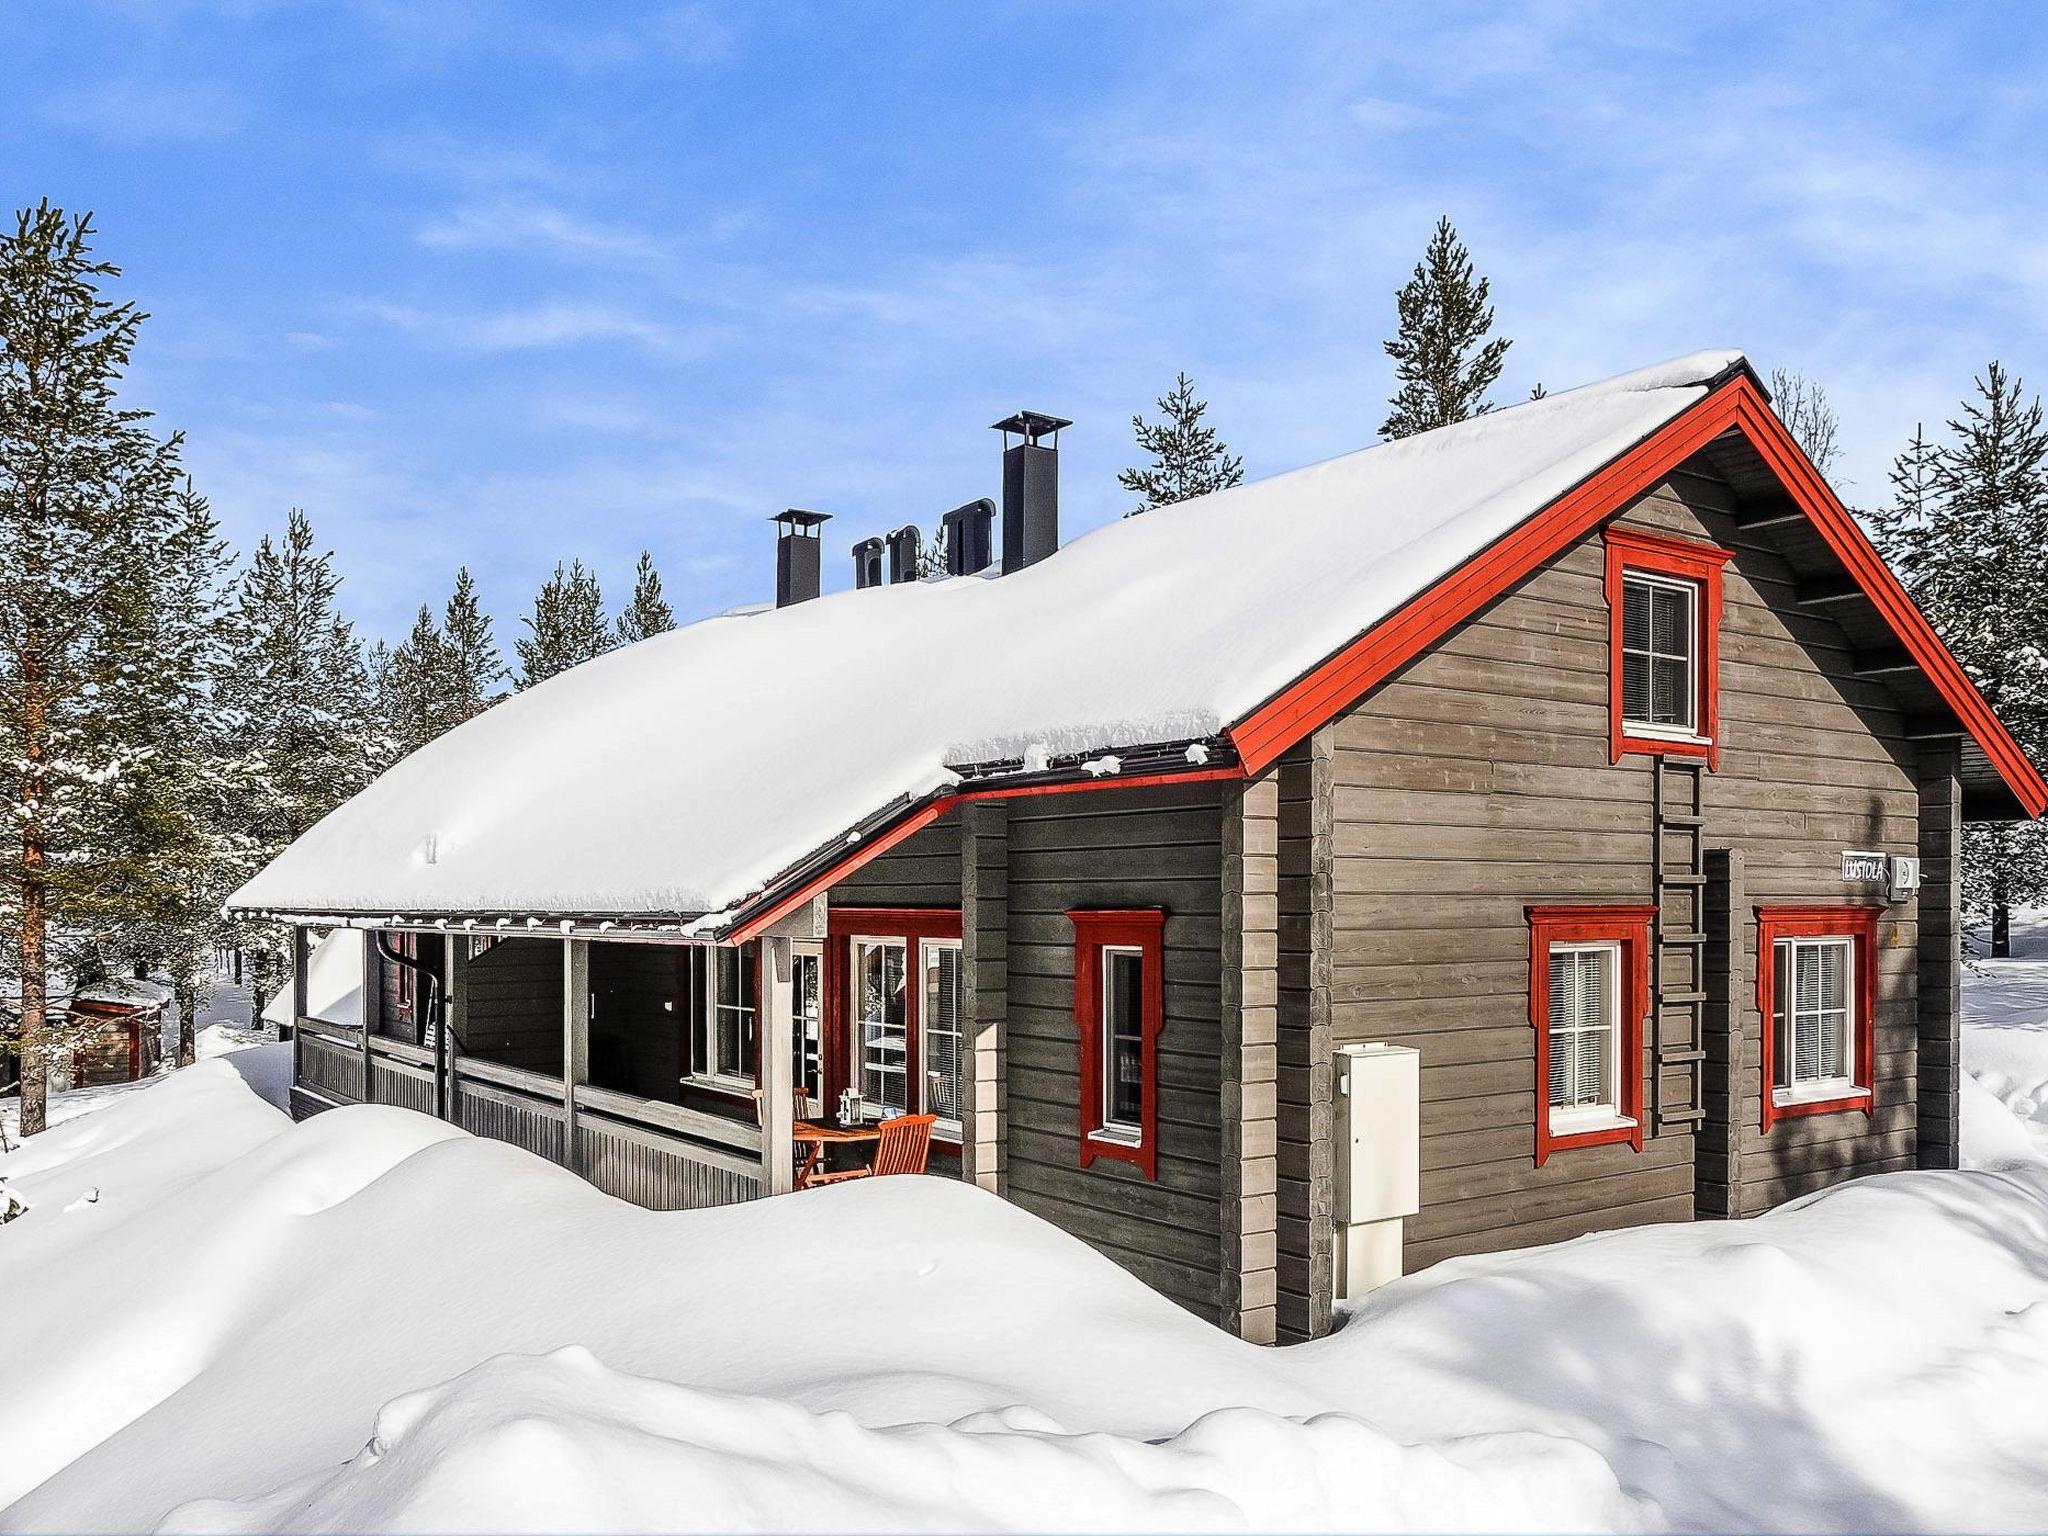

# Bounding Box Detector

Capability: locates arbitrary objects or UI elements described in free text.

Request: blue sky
[7,2,2048,645]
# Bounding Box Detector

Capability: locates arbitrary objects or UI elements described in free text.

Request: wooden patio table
[792,1118,882,1183]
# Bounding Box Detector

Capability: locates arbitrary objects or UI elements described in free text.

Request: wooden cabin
[232,354,2046,1344]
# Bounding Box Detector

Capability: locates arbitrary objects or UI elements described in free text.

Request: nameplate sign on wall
[1841,850,1888,883]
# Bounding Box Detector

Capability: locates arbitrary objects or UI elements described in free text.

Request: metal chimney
[993,411,1070,574]
[852,536,884,590]
[771,509,830,607]
[886,525,920,584]
[940,498,995,577]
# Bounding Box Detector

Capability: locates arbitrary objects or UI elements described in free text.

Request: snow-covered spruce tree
[441,565,503,724]
[1869,367,2048,955]
[1381,217,1511,440]
[0,205,234,1130]
[516,559,611,689]
[1768,368,1843,483]
[615,551,675,644]
[215,507,379,1009]
[1117,371,1244,513]
[379,603,451,760]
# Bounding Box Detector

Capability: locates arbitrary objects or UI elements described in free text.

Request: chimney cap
[991,410,1072,445]
[941,497,996,529]
[851,535,883,555]
[772,508,832,533]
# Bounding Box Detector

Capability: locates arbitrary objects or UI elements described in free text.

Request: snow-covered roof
[72,978,173,1011]
[230,350,1743,925]
[261,929,364,1028]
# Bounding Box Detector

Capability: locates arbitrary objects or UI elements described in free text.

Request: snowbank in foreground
[1,1083,1625,1533]
[5,1062,2048,1532]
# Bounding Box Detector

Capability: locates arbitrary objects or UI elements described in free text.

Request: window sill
[1549,1110,1637,1137]
[1771,1084,1871,1120]
[680,1074,757,1100]
[1615,729,1715,764]
[1088,1125,1143,1149]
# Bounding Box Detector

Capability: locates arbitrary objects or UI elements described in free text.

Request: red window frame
[1069,908,1166,1179]
[1527,905,1654,1167]
[1604,527,1732,769]
[823,907,963,1140]
[1756,905,1880,1132]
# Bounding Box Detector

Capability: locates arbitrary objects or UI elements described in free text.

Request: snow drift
[229,351,1741,920]
[6,1037,2048,1532]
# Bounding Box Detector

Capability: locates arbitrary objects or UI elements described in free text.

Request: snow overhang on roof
[228,349,2047,939]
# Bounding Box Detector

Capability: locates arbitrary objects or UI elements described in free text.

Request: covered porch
[286,900,974,1210]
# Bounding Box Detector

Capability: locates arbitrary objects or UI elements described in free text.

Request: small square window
[1527,906,1651,1166]
[1758,907,1877,1129]
[1604,528,1730,767]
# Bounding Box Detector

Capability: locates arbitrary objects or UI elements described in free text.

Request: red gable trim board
[729,370,2047,942]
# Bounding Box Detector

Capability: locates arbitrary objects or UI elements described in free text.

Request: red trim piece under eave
[1226,374,2048,817]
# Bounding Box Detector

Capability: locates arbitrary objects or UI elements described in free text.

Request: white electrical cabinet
[1334,1042,1420,1298]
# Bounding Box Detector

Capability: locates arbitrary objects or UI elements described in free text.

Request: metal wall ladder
[1652,755,1708,1133]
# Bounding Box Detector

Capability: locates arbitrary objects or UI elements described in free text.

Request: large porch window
[826,908,964,1141]
[684,942,760,1094]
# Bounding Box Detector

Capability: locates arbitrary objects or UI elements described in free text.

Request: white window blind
[1621,573,1697,732]
[1548,944,1618,1116]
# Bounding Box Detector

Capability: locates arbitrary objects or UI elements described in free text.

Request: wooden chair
[806,1113,936,1186]
[753,1088,823,1188]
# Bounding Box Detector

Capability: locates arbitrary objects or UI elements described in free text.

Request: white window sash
[1547,941,1628,1132]
[1621,571,1702,739]
[1774,936,1859,1100]
[1095,944,1146,1142]
[920,938,964,1136]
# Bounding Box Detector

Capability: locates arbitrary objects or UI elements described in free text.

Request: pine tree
[1117,372,1244,513]
[615,551,675,644]
[516,559,611,689]
[441,566,503,724]
[215,507,378,1008]
[1870,366,2048,954]
[1768,368,1843,483]
[1381,217,1511,440]
[0,204,235,1131]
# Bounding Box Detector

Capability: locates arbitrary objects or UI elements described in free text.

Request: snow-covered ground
[1962,910,2048,1170]
[1,953,2045,1532]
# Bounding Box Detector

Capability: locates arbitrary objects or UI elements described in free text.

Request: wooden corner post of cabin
[760,935,797,1195]
[1917,743,1964,1171]
[1221,768,1281,1344]
[563,937,589,1175]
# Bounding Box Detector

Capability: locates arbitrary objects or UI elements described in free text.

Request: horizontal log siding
[831,807,962,909]
[1320,466,1922,1270]
[461,937,566,1077]
[1000,780,1228,1319]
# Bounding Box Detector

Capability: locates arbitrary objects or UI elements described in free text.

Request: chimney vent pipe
[886,525,920,584]
[770,508,831,607]
[852,537,884,590]
[940,498,996,577]
[993,411,1071,574]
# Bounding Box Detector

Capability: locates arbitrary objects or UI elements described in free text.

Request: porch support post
[288,924,308,1041]
[961,802,1008,1193]
[760,936,797,1194]
[443,934,469,1122]
[563,938,589,1174]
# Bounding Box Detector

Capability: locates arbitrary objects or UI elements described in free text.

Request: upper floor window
[1069,909,1166,1180]
[1603,527,1731,767]
[1757,906,1879,1131]
[1527,905,1653,1166]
